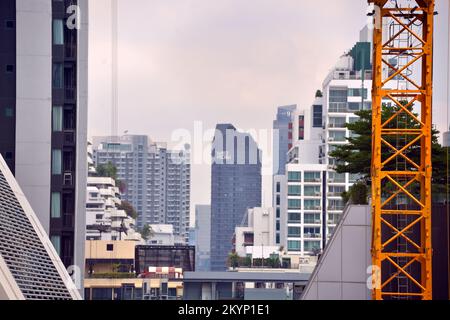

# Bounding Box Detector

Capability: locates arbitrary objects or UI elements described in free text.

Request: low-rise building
[84,240,187,300]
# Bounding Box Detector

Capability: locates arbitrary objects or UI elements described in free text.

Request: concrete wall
[301,205,371,300]
[15,0,52,233]
[85,240,136,260]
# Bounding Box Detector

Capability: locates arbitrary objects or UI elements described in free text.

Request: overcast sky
[88,0,450,217]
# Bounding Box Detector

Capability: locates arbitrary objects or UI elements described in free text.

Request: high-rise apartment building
[92,135,191,242]
[210,124,262,271]
[276,32,372,257]
[0,0,88,274]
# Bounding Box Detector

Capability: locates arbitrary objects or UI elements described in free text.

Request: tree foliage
[140,224,153,241]
[118,201,138,219]
[96,162,118,180]
[330,105,449,195]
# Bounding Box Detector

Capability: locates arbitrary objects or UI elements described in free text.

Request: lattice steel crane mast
[369,0,435,300]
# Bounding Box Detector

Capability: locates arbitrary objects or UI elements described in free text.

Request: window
[304,171,321,182]
[304,185,321,197]
[287,240,301,251]
[51,235,61,255]
[288,199,301,210]
[107,244,114,251]
[329,185,345,196]
[276,195,280,206]
[276,221,280,232]
[328,172,346,183]
[4,107,13,118]
[328,199,345,211]
[329,117,346,128]
[348,88,368,99]
[288,171,301,182]
[288,212,301,223]
[51,192,61,218]
[328,213,341,225]
[52,106,63,131]
[53,19,64,45]
[288,227,301,237]
[298,115,305,140]
[304,199,321,211]
[52,63,64,88]
[276,234,280,244]
[304,213,321,224]
[348,102,361,111]
[288,185,301,196]
[52,149,62,175]
[276,182,281,193]
[304,227,321,238]
[329,89,348,103]
[276,208,280,218]
[313,105,323,128]
[304,241,321,252]
[329,130,347,142]
[6,65,14,73]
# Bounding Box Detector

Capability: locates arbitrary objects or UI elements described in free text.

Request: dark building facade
[0,1,88,284]
[135,245,195,275]
[0,0,16,173]
[210,124,262,271]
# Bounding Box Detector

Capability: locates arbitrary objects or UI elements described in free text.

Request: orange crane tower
[369,0,435,300]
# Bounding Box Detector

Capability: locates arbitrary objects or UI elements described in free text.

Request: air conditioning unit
[328,137,335,142]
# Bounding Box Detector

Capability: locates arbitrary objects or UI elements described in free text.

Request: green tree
[96,162,118,180]
[330,106,448,196]
[140,224,153,241]
[96,162,127,192]
[118,200,138,219]
[228,252,239,269]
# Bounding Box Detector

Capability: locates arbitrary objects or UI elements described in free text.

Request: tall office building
[0,155,80,300]
[194,205,211,272]
[0,0,88,274]
[275,32,372,257]
[272,105,297,175]
[210,124,262,271]
[92,135,191,242]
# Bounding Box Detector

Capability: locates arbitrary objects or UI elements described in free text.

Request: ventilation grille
[0,171,73,300]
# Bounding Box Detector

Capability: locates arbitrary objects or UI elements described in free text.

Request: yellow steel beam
[370,0,434,300]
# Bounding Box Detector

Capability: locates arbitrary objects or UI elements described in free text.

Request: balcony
[303,233,321,239]
[304,206,322,211]
[328,206,345,211]
[328,103,348,113]
[328,123,347,129]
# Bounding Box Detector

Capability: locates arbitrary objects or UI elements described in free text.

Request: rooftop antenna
[111,0,119,143]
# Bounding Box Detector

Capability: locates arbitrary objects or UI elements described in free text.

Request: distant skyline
[88,0,450,215]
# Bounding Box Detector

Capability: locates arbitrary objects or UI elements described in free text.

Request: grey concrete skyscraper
[273,105,296,175]
[194,205,211,272]
[210,124,262,271]
[92,135,191,242]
